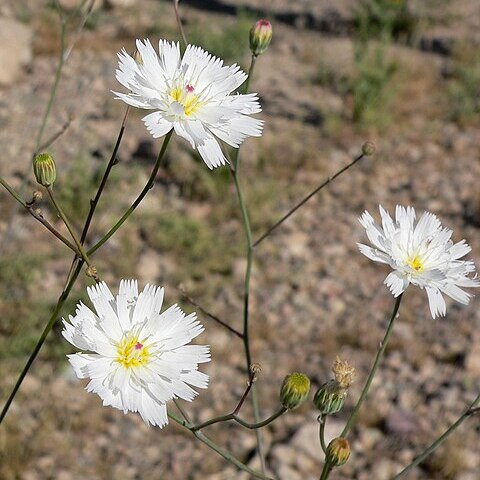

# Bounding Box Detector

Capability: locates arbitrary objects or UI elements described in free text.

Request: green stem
[172,0,187,48]
[340,294,403,438]
[253,151,366,247]
[88,130,173,255]
[192,407,287,431]
[0,111,129,425]
[231,52,266,473]
[47,187,93,269]
[0,177,79,253]
[231,159,266,470]
[0,260,83,424]
[180,288,243,339]
[319,415,328,455]
[34,20,66,152]
[81,106,130,243]
[393,391,480,479]
[319,462,332,480]
[243,54,257,94]
[168,412,274,480]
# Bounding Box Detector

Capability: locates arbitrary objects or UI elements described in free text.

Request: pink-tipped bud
[249,19,272,56]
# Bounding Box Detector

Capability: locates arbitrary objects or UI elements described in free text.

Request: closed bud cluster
[33,153,56,187]
[280,372,310,410]
[314,357,355,415]
[249,19,272,56]
[326,437,350,467]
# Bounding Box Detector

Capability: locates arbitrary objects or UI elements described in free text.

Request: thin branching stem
[34,20,67,153]
[233,369,256,415]
[230,52,267,473]
[340,294,403,438]
[47,187,94,269]
[37,117,72,152]
[0,177,79,253]
[172,0,187,48]
[318,415,328,455]
[393,391,480,478]
[192,406,287,432]
[87,130,173,255]
[0,259,84,424]
[319,462,333,480]
[0,112,129,424]
[81,106,130,243]
[179,287,243,339]
[0,0,97,255]
[168,412,274,480]
[253,151,366,247]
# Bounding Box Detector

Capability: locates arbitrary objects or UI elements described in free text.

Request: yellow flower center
[169,84,202,116]
[407,255,424,272]
[116,334,150,368]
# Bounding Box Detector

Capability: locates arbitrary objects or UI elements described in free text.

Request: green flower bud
[313,380,347,415]
[362,141,376,156]
[249,19,272,56]
[33,153,56,187]
[280,372,310,410]
[326,437,350,467]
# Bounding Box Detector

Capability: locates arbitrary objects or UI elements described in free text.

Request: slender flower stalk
[340,295,403,438]
[0,1,95,254]
[253,150,366,247]
[179,287,243,339]
[46,186,94,270]
[393,391,480,478]
[0,259,84,424]
[172,0,187,47]
[88,130,173,255]
[81,105,130,243]
[191,406,287,431]
[0,176,78,253]
[318,415,328,454]
[229,53,267,472]
[167,412,274,480]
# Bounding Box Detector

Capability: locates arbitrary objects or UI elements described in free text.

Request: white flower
[62,280,210,427]
[358,205,479,319]
[114,39,263,169]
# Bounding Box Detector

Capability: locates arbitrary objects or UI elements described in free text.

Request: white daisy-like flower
[358,205,479,319]
[114,39,263,169]
[62,280,210,427]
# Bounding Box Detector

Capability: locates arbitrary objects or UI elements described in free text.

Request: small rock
[0,18,32,87]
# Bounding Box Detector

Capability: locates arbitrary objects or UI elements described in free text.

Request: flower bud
[362,141,376,156]
[33,153,56,187]
[280,372,310,410]
[326,437,350,467]
[249,19,272,56]
[314,380,347,415]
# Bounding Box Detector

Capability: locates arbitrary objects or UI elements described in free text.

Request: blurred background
[1,0,480,478]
